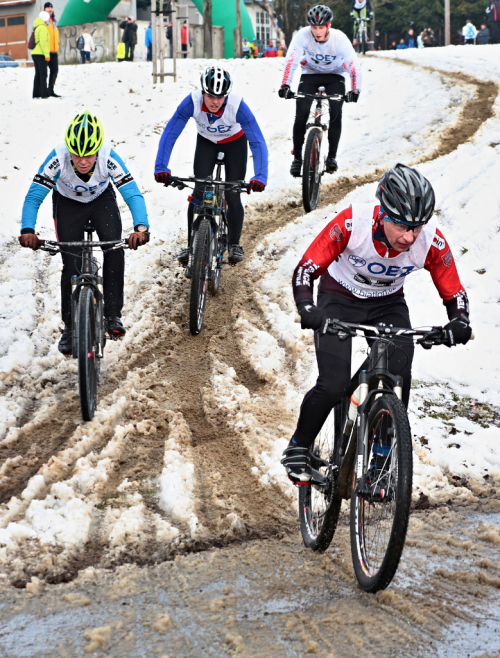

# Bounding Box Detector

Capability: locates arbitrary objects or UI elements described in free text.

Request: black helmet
[307,5,333,26]
[200,66,232,97]
[376,163,435,226]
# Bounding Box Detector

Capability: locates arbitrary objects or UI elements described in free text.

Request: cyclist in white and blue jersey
[19,111,150,354]
[155,66,268,264]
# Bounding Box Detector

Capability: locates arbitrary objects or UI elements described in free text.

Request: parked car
[0,55,19,68]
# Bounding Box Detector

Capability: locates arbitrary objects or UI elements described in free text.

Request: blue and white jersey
[21,144,149,231]
[155,92,269,185]
[191,90,243,143]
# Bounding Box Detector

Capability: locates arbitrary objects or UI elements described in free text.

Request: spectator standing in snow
[405,28,416,47]
[180,21,191,58]
[120,17,138,61]
[476,23,490,43]
[417,31,424,48]
[422,27,438,46]
[462,19,478,43]
[44,2,60,97]
[373,30,381,49]
[396,38,408,49]
[389,40,397,50]
[31,11,51,99]
[80,28,95,64]
[264,40,278,57]
[166,22,173,57]
[145,21,152,61]
[242,38,250,58]
[485,0,500,43]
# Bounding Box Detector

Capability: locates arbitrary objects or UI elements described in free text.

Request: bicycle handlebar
[290,92,346,102]
[323,319,452,349]
[165,176,250,192]
[39,238,129,253]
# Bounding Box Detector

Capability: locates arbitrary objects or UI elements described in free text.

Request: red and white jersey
[293,204,467,313]
[191,90,243,144]
[282,27,361,91]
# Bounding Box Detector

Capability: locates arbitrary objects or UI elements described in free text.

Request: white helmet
[200,66,233,97]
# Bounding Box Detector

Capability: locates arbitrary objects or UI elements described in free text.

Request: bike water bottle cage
[376,163,435,227]
[307,5,333,25]
[65,111,104,157]
[201,66,232,97]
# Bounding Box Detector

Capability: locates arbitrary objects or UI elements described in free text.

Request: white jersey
[52,143,113,203]
[191,90,243,143]
[328,204,436,298]
[282,26,362,90]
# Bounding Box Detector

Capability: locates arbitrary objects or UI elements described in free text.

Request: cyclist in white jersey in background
[278,4,362,178]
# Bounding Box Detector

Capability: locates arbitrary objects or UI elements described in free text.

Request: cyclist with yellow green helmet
[19,111,150,354]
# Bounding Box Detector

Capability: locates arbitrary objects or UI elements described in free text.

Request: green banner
[191,0,255,58]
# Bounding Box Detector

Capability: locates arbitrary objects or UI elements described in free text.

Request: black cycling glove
[346,90,360,103]
[443,316,472,347]
[278,84,292,99]
[298,303,329,332]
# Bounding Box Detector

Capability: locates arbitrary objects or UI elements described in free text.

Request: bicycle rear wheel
[77,286,99,421]
[350,394,413,592]
[302,127,322,213]
[299,404,343,551]
[189,217,212,335]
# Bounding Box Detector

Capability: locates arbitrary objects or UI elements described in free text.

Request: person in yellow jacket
[31,11,51,99]
[44,2,61,97]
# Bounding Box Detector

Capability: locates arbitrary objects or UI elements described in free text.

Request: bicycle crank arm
[310,467,328,486]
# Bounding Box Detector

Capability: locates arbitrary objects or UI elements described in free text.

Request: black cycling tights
[293,293,414,448]
[188,133,248,246]
[53,188,124,327]
[293,73,346,160]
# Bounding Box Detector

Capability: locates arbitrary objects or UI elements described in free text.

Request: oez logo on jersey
[205,124,233,134]
[307,51,337,63]
[350,256,415,278]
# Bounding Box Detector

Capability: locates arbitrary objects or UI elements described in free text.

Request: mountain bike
[166,154,250,335]
[298,320,451,592]
[354,17,371,55]
[290,89,346,213]
[40,226,128,421]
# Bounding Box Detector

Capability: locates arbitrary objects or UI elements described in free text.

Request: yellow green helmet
[65,111,104,156]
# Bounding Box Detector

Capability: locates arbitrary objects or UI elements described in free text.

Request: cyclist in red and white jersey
[282,164,472,484]
[278,4,361,177]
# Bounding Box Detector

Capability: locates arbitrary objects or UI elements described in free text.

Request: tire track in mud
[1,64,497,575]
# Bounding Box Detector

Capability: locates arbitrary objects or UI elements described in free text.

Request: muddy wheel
[189,218,212,335]
[299,404,343,551]
[350,394,413,592]
[302,127,322,213]
[77,286,98,421]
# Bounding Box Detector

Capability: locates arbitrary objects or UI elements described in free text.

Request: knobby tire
[77,286,98,421]
[209,211,225,296]
[299,404,343,551]
[302,128,322,213]
[350,394,413,592]
[189,217,212,335]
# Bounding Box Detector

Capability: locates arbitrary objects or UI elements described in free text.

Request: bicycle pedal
[107,333,123,341]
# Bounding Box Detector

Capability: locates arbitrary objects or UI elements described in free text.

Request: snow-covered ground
[0,47,499,558]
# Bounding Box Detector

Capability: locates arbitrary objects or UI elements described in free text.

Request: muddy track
[2,63,498,569]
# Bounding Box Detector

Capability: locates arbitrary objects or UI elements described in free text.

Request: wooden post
[234,0,242,58]
[203,0,213,58]
[444,0,450,45]
[152,0,176,85]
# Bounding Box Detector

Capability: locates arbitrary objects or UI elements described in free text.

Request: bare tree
[234,0,243,57]
[203,0,213,57]
[257,0,287,49]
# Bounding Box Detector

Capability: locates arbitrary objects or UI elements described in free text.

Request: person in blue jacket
[145,21,152,61]
[155,65,268,264]
[19,111,150,354]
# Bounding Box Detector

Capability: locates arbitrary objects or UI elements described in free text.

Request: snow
[0,47,499,553]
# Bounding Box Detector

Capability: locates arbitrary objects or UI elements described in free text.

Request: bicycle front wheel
[189,217,212,335]
[302,128,322,213]
[350,394,413,592]
[361,29,367,55]
[299,404,343,551]
[77,286,99,421]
